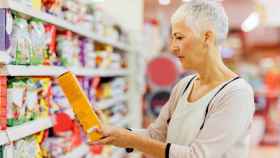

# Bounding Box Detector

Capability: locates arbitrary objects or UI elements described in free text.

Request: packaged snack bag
[58,71,102,141]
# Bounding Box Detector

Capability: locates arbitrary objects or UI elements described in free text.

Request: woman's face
[170,20,208,70]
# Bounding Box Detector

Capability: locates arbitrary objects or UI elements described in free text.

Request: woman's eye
[176,36,184,40]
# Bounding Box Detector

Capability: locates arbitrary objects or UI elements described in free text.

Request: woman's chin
[178,60,192,70]
[182,63,197,72]
[182,64,191,70]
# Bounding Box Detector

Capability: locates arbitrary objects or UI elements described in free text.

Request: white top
[167,75,227,145]
[134,75,255,158]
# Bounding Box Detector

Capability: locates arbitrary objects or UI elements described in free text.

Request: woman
[91,1,255,158]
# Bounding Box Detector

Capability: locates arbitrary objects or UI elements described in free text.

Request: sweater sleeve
[168,86,255,158]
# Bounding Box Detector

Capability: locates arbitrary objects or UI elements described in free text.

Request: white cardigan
[134,75,255,158]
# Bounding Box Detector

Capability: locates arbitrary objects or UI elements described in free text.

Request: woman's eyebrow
[173,32,185,36]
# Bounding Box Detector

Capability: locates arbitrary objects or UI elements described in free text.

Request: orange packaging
[57,71,102,141]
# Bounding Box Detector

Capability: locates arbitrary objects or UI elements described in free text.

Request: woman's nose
[170,41,179,55]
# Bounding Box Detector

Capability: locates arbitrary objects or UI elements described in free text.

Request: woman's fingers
[100,124,110,137]
[95,109,102,116]
[87,126,103,135]
[87,126,106,145]
[87,124,110,137]
[95,136,114,145]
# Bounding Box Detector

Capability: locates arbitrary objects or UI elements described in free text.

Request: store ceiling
[144,0,254,29]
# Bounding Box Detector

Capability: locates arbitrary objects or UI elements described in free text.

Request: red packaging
[261,71,280,145]
[44,24,57,65]
[0,77,7,130]
[42,0,56,11]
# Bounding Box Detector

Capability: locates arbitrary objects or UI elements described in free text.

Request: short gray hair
[171,0,229,45]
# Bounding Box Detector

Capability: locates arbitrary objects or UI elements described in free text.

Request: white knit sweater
[134,75,255,158]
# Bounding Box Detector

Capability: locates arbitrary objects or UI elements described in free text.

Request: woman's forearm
[127,132,166,158]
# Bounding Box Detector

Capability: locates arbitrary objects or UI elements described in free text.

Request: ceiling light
[159,0,170,5]
[241,12,260,32]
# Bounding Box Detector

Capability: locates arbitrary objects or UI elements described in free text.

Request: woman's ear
[204,31,215,45]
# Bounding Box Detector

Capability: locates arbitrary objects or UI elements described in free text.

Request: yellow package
[57,71,102,141]
[32,0,41,10]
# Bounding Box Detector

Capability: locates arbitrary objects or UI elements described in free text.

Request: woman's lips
[177,56,184,59]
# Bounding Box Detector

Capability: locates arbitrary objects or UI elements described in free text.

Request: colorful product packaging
[79,38,95,68]
[79,38,86,67]
[30,19,46,65]
[14,136,43,158]
[25,79,39,121]
[7,77,53,127]
[0,77,7,130]
[11,16,32,65]
[42,118,84,157]
[33,77,52,118]
[57,71,102,142]
[0,9,12,52]
[7,77,28,127]
[57,31,80,67]
[42,0,62,16]
[44,24,57,65]
[52,82,70,111]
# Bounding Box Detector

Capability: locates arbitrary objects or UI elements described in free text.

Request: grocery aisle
[142,1,280,158]
[0,0,280,158]
[0,0,140,157]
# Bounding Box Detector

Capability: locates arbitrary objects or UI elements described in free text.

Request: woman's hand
[90,124,132,148]
[89,124,166,158]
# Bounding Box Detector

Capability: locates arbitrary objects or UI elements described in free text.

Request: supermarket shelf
[64,95,128,119]
[7,117,53,142]
[70,67,129,77]
[59,144,89,158]
[7,0,131,51]
[0,65,65,76]
[0,65,129,77]
[96,95,128,110]
[0,117,53,145]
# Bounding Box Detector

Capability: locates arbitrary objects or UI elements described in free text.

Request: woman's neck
[195,47,237,85]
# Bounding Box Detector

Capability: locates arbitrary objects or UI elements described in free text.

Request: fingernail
[87,126,98,134]
[87,138,91,143]
[92,141,100,145]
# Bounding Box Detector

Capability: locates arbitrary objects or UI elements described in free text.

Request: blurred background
[142,1,280,158]
[0,0,280,158]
